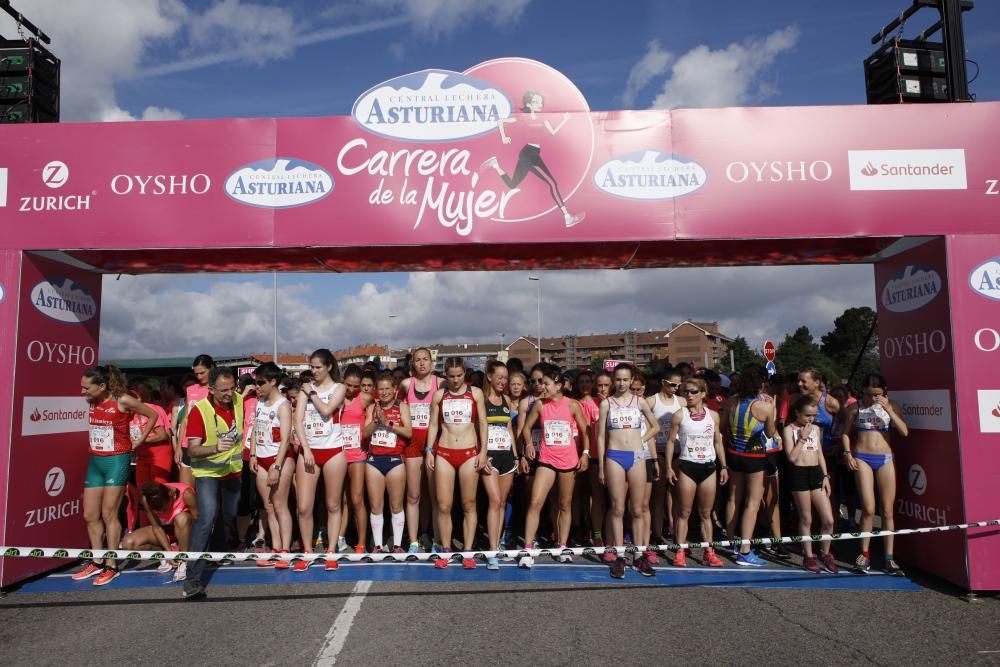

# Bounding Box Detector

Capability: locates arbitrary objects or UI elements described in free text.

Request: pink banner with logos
[0,58,996,255]
[946,234,1000,590]
[0,250,19,575]
[0,253,102,586]
[874,238,966,588]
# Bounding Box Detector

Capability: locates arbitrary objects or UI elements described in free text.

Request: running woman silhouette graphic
[480,90,586,228]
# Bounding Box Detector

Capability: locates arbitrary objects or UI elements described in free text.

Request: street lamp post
[528,276,541,363]
[387,314,397,368]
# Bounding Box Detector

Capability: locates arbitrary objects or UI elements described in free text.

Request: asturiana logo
[30,278,97,324]
[880,265,942,313]
[352,70,513,142]
[969,257,1000,301]
[594,150,706,200]
[225,159,334,209]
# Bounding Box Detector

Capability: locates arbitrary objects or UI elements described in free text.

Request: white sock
[370,513,384,547]
[391,511,405,547]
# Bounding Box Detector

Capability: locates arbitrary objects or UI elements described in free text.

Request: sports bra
[607,395,643,431]
[440,388,477,425]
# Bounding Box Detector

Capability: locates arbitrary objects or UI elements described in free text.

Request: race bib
[683,434,712,461]
[254,417,271,446]
[130,422,142,444]
[487,425,512,451]
[304,406,331,439]
[655,414,673,445]
[371,428,397,449]
[530,428,542,449]
[90,425,114,452]
[410,403,431,429]
[799,429,819,452]
[342,424,362,449]
[544,420,572,447]
[442,398,473,425]
[610,407,641,430]
[637,441,652,460]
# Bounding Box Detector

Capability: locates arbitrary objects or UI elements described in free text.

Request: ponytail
[84,364,127,398]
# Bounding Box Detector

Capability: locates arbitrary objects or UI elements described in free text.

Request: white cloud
[637,26,800,110]
[101,105,185,122]
[361,0,531,32]
[99,265,874,361]
[186,0,295,65]
[622,39,672,108]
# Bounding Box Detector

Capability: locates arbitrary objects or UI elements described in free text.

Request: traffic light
[0,37,59,123]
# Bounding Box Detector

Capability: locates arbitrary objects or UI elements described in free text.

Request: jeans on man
[186,475,242,584]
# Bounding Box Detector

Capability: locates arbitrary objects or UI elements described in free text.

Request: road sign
[766,361,777,377]
[763,340,776,361]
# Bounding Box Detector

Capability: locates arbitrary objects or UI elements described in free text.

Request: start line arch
[0,58,997,590]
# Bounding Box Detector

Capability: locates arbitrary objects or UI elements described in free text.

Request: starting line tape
[1,519,997,564]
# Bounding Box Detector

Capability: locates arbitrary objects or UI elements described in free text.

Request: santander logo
[30,408,42,422]
[861,162,878,176]
[353,70,513,142]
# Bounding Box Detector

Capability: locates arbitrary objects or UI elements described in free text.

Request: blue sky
[5,0,998,358]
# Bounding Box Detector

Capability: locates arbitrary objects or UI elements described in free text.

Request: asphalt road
[2,564,999,666]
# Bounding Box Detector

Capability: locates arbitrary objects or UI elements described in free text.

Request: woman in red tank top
[363,373,412,553]
[75,365,159,587]
[425,357,488,569]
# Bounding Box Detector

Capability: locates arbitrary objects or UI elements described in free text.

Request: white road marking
[313,580,372,666]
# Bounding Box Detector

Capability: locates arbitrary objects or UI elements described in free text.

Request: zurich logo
[30,278,97,324]
[225,159,334,209]
[969,257,1000,301]
[594,150,707,200]
[352,69,513,142]
[880,265,942,313]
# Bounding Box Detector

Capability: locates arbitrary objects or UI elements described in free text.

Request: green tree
[590,354,606,375]
[774,326,838,384]
[820,307,880,388]
[723,336,766,373]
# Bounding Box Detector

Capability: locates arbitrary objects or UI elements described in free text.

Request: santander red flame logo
[861,162,878,177]
[993,403,1000,419]
[30,408,42,422]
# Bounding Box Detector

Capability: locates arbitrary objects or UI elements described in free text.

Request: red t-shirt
[185,399,240,479]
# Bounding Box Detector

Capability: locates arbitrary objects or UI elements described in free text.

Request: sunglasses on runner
[254,379,268,386]
[681,389,701,395]
[662,380,680,387]
[529,378,543,385]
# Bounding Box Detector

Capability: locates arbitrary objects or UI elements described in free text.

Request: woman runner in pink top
[519,363,590,568]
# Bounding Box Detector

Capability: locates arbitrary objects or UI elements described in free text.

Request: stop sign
[763,340,776,361]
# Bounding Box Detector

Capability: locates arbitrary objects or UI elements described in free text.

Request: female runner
[648,370,684,541]
[247,362,295,569]
[722,365,777,567]
[338,365,373,554]
[841,373,908,575]
[784,395,838,573]
[364,373,411,553]
[121,481,198,583]
[293,349,348,570]
[74,365,158,586]
[596,364,658,578]
[425,357,488,568]
[516,363,548,541]
[666,377,727,568]
[520,364,590,568]
[589,371,612,547]
[574,371,601,547]
[481,361,519,569]
[400,348,439,553]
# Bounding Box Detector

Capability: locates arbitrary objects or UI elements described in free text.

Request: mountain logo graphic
[30,408,42,422]
[861,162,878,176]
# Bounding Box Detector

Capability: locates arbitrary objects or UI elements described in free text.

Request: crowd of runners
[75,348,908,597]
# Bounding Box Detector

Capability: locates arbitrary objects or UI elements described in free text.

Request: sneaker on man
[71,562,103,581]
[181,580,206,599]
[735,550,768,567]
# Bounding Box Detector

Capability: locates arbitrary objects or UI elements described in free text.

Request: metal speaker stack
[865,39,949,104]
[0,37,59,123]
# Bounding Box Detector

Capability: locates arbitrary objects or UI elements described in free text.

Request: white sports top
[677,407,716,464]
[302,384,344,450]
[253,396,288,459]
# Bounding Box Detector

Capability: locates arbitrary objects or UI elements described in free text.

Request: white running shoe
[565,212,586,228]
[479,156,499,172]
[518,555,534,569]
[156,560,173,574]
[172,562,187,582]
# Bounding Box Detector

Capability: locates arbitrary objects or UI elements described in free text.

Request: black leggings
[501,144,567,209]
